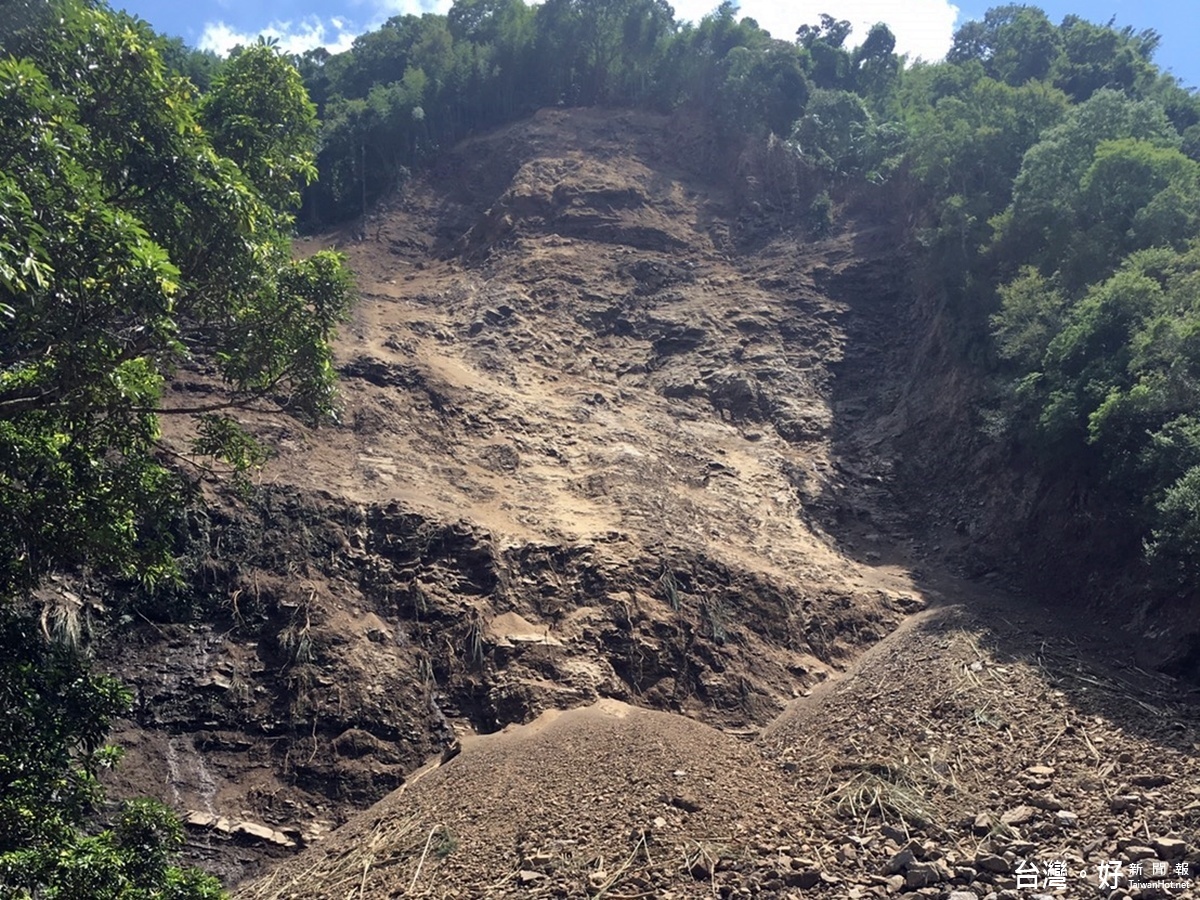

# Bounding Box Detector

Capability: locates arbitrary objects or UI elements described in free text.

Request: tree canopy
[0,1,351,894]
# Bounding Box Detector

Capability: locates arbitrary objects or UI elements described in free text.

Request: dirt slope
[236,583,1200,899]
[95,108,1199,895]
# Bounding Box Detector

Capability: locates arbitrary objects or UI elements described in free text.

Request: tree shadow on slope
[809,220,1200,763]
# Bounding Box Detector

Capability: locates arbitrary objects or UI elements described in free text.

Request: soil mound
[237,586,1200,898]
[238,699,791,898]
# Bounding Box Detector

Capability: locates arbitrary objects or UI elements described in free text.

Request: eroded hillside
[94,109,1200,895]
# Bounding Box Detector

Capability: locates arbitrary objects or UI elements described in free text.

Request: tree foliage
[831,6,1200,598]
[297,0,829,220]
[199,41,319,210]
[0,1,351,894]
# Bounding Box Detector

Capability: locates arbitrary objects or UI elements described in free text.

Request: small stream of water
[161,639,219,815]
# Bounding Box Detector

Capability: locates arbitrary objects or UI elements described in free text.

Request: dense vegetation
[289,1,895,221]
[2,0,1199,893]
[0,0,351,895]
[902,14,1200,598]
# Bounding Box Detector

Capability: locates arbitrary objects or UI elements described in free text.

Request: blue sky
[113,0,1200,90]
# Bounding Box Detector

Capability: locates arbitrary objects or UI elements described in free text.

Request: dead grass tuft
[236,815,426,899]
[827,760,935,832]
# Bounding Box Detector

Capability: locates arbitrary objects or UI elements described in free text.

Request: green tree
[0,610,224,897]
[335,14,426,100]
[199,40,319,210]
[157,35,221,91]
[851,23,900,109]
[0,2,352,894]
[992,246,1200,581]
[1071,139,1200,281]
[991,266,1068,371]
[718,40,809,137]
[293,47,334,114]
[990,88,1179,284]
[791,88,875,176]
[796,13,852,90]
[947,5,1062,87]
[1148,466,1200,590]
[1051,14,1159,101]
[796,13,851,52]
[902,73,1067,305]
[533,0,675,106]
[651,3,770,113]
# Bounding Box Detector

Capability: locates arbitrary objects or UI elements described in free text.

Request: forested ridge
[2,0,1200,895]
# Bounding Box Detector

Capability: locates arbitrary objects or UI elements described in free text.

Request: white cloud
[198,0,455,59]
[199,16,358,56]
[367,0,452,17]
[200,0,961,65]
[672,0,961,63]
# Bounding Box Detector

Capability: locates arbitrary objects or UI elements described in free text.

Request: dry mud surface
[237,586,1200,899]
[96,108,1199,897]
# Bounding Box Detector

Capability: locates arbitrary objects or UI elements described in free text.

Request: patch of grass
[658,567,682,611]
[237,815,422,900]
[969,704,1008,730]
[681,839,730,888]
[277,588,317,668]
[701,595,727,645]
[464,613,485,669]
[275,592,320,721]
[976,818,1019,849]
[228,665,252,704]
[40,591,85,648]
[278,618,314,667]
[828,760,935,831]
[416,654,435,686]
[431,825,457,860]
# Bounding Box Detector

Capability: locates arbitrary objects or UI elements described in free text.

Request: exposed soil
[236,583,1200,899]
[91,107,1200,897]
